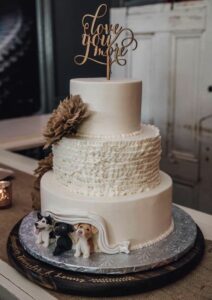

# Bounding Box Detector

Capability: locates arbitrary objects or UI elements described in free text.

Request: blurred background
[0,0,211,214]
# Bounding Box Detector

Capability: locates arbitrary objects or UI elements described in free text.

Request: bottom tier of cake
[41,171,173,253]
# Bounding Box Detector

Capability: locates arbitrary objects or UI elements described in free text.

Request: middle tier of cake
[53,124,161,197]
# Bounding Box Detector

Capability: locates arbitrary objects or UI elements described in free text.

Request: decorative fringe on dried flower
[32,153,53,210]
[34,153,53,179]
[43,95,89,149]
[31,179,41,210]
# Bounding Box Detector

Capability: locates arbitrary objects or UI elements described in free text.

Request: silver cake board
[7,205,204,296]
[18,206,197,275]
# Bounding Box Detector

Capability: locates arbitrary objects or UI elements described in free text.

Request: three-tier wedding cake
[40,78,173,254]
[8,3,202,295]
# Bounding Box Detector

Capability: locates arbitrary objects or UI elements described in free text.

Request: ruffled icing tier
[53,124,161,197]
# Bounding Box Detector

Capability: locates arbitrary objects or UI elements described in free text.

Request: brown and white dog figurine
[74,223,98,258]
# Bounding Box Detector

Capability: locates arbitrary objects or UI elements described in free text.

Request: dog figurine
[53,222,75,256]
[34,212,55,248]
[74,223,98,258]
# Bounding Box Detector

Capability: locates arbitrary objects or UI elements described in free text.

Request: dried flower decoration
[31,181,41,211]
[32,153,53,210]
[34,153,53,180]
[43,95,89,149]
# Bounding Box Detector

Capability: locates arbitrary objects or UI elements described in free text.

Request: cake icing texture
[41,78,173,253]
[53,125,161,197]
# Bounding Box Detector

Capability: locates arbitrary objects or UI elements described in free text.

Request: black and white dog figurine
[53,222,75,256]
[34,212,55,248]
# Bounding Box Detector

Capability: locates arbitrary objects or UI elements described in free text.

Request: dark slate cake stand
[7,205,204,297]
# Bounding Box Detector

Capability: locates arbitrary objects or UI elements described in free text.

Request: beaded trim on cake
[131,219,174,250]
[53,124,161,197]
[76,126,142,139]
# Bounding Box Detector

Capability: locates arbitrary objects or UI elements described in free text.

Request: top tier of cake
[70,78,142,137]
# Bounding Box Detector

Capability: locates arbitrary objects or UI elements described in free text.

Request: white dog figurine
[74,223,98,258]
[34,212,54,248]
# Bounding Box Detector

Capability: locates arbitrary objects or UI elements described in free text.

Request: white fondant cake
[41,78,173,253]
[70,78,142,136]
[41,171,172,252]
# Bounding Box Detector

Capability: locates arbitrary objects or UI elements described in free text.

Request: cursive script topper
[74,4,138,80]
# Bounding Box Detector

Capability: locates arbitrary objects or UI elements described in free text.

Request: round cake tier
[41,171,173,251]
[70,78,142,136]
[53,124,161,197]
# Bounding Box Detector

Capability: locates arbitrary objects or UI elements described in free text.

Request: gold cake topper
[74,4,138,80]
